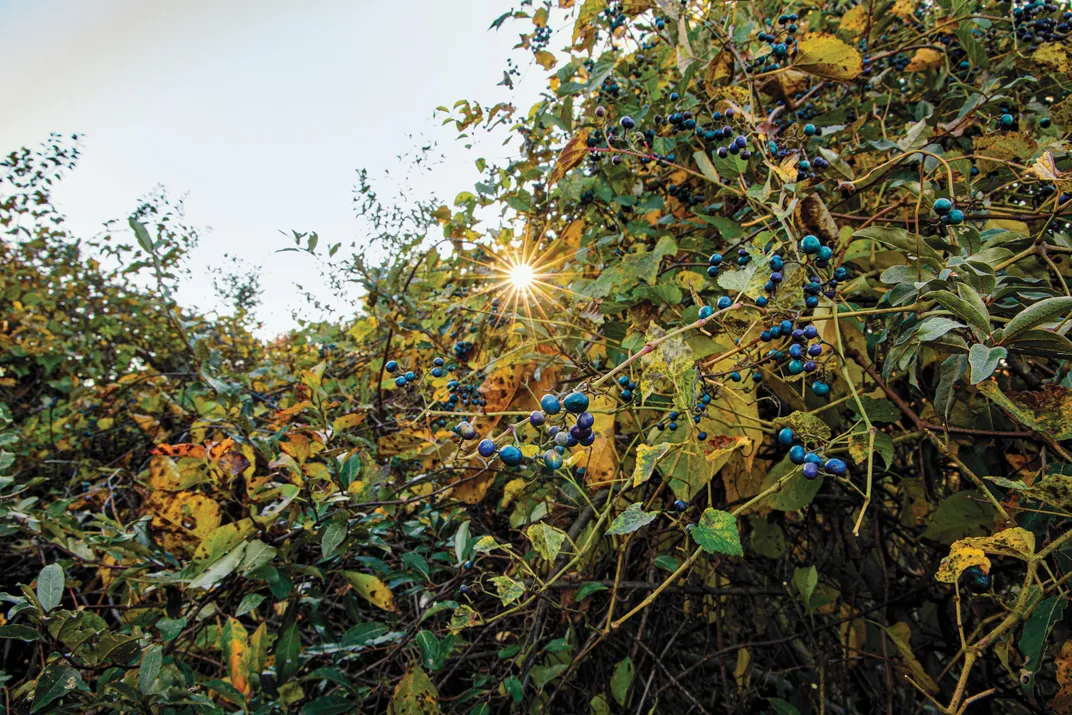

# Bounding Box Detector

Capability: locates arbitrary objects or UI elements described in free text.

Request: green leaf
[968,344,1007,384]
[610,656,634,706]
[35,563,64,613]
[302,694,358,715]
[851,396,902,424]
[854,226,943,267]
[792,566,818,614]
[576,582,608,600]
[767,698,801,715]
[916,316,966,342]
[320,520,347,559]
[693,150,719,183]
[415,630,442,671]
[129,217,154,253]
[935,354,969,421]
[0,624,41,641]
[1019,595,1067,694]
[654,554,681,571]
[1006,328,1072,358]
[921,491,996,544]
[1004,297,1072,340]
[454,521,471,565]
[530,664,567,691]
[31,665,87,713]
[691,508,743,556]
[189,542,245,590]
[342,622,390,648]
[235,593,265,618]
[606,502,658,535]
[761,457,822,511]
[156,616,186,642]
[275,619,302,684]
[139,644,162,694]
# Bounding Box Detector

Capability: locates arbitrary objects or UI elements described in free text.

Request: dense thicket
[3,1,1072,713]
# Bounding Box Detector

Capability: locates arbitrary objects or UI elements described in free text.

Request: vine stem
[590,303,742,390]
[608,467,800,631]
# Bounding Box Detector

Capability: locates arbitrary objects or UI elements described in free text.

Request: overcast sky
[0,0,551,336]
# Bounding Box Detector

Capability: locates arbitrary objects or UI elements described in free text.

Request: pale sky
[0,1,552,336]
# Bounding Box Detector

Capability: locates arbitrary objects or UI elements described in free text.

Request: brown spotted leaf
[548,128,590,184]
[793,33,863,81]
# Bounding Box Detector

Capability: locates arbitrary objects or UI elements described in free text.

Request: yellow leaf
[146,491,222,553]
[533,6,549,26]
[344,572,398,612]
[935,545,990,584]
[389,664,439,715]
[332,412,366,432]
[906,48,944,72]
[622,0,653,14]
[1034,42,1071,75]
[148,455,204,492]
[535,50,557,70]
[1026,151,1072,193]
[548,128,590,184]
[194,518,256,560]
[132,413,167,441]
[839,4,870,35]
[348,315,378,341]
[500,478,527,509]
[572,0,607,43]
[793,33,863,81]
[1053,96,1072,129]
[950,526,1036,560]
[734,648,751,691]
[891,0,917,18]
[973,132,1038,175]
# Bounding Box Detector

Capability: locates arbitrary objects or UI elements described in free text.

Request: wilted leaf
[389,664,439,715]
[935,545,990,584]
[906,48,944,72]
[345,572,398,612]
[793,33,863,80]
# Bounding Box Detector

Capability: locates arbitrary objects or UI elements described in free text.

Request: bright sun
[508,262,535,291]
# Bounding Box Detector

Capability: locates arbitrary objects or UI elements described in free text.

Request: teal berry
[799,159,811,170]
[804,452,822,465]
[698,305,714,319]
[933,198,952,215]
[788,359,804,375]
[818,245,833,261]
[543,450,563,470]
[789,444,806,464]
[717,296,732,310]
[755,296,769,307]
[800,234,821,254]
[563,391,590,414]
[730,371,742,382]
[811,381,831,396]
[999,113,1014,128]
[394,376,407,387]
[752,372,763,382]
[1040,117,1051,128]
[804,123,817,136]
[540,394,562,415]
[777,427,795,445]
[385,360,399,373]
[707,265,720,278]
[499,445,523,466]
[947,209,964,225]
[964,565,992,592]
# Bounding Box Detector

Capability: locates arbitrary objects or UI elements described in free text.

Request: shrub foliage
[3,1,1072,712]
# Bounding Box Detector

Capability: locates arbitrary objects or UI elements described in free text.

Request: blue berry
[433,357,445,367]
[803,325,818,340]
[618,375,629,386]
[789,445,806,464]
[394,376,407,387]
[540,394,562,415]
[530,411,546,427]
[808,344,822,357]
[698,305,714,319]
[432,367,443,378]
[717,296,732,310]
[777,427,795,445]
[707,266,720,278]
[802,462,820,479]
[386,360,399,373]
[947,209,964,225]
[811,381,831,397]
[576,412,595,430]
[543,450,563,470]
[730,371,742,382]
[933,198,952,215]
[824,458,847,476]
[477,439,497,457]
[499,445,523,466]
[457,421,478,440]
[563,392,590,414]
[756,296,769,307]
[673,499,687,512]
[697,431,707,440]
[801,235,821,254]
[709,252,723,264]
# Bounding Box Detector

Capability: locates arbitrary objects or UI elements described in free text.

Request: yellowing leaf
[222,617,251,697]
[935,545,990,584]
[883,622,939,693]
[344,572,398,612]
[535,50,557,70]
[548,128,590,184]
[632,442,676,487]
[132,413,167,441]
[1026,151,1072,193]
[1034,42,1071,75]
[793,33,863,81]
[572,0,607,44]
[389,664,439,715]
[332,412,366,432]
[891,0,917,17]
[973,132,1038,175]
[839,5,870,35]
[906,48,944,72]
[490,575,524,605]
[527,522,568,563]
